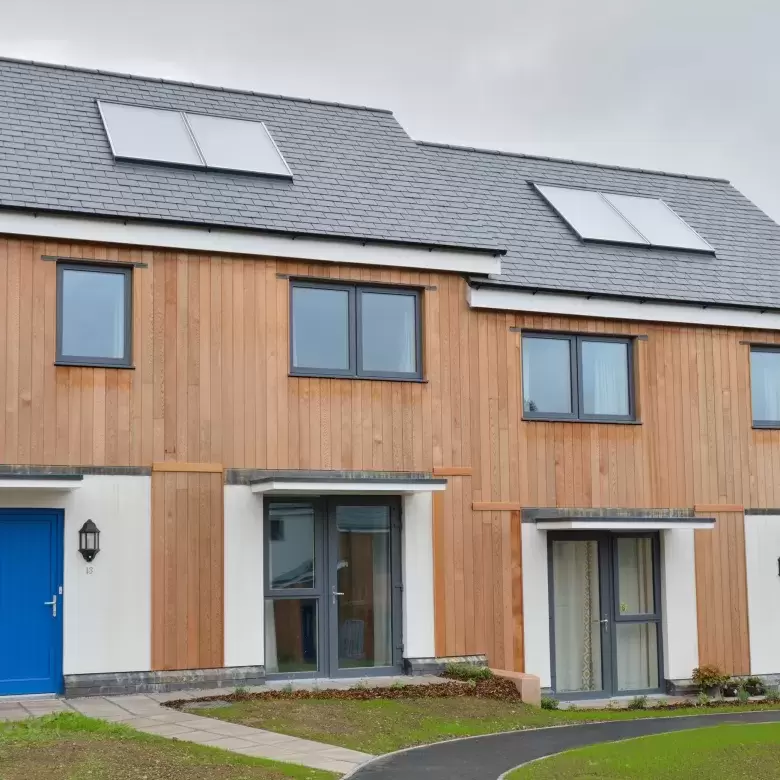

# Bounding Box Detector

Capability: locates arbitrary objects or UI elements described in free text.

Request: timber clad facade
[1,57,780,698]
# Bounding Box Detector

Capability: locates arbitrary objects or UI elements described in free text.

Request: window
[290,281,422,380]
[522,333,634,421]
[535,184,712,252]
[98,101,292,178]
[56,263,132,367]
[750,347,780,427]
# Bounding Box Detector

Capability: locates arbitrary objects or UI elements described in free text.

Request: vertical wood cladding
[0,237,774,671]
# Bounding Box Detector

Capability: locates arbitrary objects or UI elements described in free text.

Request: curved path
[347,710,780,779]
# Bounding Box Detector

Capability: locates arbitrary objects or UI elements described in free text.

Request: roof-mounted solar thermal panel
[97,101,292,178]
[535,185,648,245]
[184,113,291,177]
[602,193,712,252]
[536,183,713,253]
[98,102,202,166]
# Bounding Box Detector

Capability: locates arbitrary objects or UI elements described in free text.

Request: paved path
[0,692,371,775]
[347,710,780,779]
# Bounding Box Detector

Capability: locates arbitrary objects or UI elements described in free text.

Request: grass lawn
[0,713,338,780]
[185,696,780,754]
[507,723,780,778]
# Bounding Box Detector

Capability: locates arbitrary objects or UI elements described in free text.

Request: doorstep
[558,694,691,709]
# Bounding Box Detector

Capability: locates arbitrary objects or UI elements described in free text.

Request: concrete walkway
[347,709,780,779]
[0,691,371,775]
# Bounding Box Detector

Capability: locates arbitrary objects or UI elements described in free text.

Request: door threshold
[0,693,59,702]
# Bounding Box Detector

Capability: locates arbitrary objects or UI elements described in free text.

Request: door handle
[592,617,609,632]
[331,587,345,605]
[44,595,57,618]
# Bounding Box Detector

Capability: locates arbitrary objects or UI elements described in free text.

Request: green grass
[0,713,338,780]
[187,698,780,755]
[507,723,780,778]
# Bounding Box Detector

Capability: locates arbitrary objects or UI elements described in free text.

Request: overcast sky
[3,0,780,220]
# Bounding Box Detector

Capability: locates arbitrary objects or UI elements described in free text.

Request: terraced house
[1,56,780,701]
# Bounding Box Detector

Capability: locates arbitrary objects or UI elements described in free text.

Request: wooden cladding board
[0,237,778,671]
[151,470,224,671]
[694,512,751,675]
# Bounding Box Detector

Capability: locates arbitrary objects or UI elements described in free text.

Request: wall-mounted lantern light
[78,519,100,562]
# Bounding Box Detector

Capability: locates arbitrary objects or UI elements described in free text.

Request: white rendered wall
[402,492,436,658]
[660,529,699,680]
[745,515,780,675]
[223,485,265,668]
[0,476,151,675]
[521,523,552,687]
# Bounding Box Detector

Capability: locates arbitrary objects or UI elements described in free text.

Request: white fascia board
[535,519,715,531]
[250,480,447,495]
[469,286,780,331]
[0,211,502,276]
[0,479,82,491]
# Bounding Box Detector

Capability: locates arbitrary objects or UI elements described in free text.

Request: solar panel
[98,102,202,166]
[602,193,712,251]
[184,113,291,177]
[98,101,292,178]
[536,184,713,252]
[535,185,648,245]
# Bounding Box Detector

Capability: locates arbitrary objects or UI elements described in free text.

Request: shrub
[627,695,648,710]
[233,685,249,697]
[695,691,711,707]
[745,677,766,696]
[692,665,729,693]
[737,686,751,703]
[764,686,780,703]
[540,696,559,710]
[722,679,741,698]
[444,662,494,682]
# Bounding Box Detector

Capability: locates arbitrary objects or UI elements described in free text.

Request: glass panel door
[550,539,607,694]
[613,536,661,692]
[329,502,396,673]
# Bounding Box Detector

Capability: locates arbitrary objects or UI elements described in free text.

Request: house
[0,56,779,700]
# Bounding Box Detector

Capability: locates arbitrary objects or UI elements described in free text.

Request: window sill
[289,373,427,384]
[55,361,135,370]
[753,423,780,430]
[522,416,642,425]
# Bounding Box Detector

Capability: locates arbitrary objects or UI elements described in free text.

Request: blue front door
[0,510,64,695]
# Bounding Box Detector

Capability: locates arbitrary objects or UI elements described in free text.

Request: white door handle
[44,595,57,617]
[331,587,345,605]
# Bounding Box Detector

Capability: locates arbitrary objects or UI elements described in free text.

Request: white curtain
[586,345,628,415]
[399,306,415,373]
[759,366,780,421]
[264,599,279,674]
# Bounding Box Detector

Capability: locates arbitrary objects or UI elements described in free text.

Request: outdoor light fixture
[78,519,100,562]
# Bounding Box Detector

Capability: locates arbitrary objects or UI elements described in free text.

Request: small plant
[692,665,729,695]
[695,691,711,707]
[444,662,494,682]
[233,685,249,697]
[627,695,648,710]
[390,679,407,690]
[282,682,294,693]
[764,686,780,703]
[744,676,766,696]
[540,696,559,710]
[737,685,751,703]
[352,679,368,690]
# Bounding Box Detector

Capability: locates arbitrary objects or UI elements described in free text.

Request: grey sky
[3,0,780,220]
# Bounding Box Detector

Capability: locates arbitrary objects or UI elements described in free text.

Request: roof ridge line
[0,55,395,115]
[417,140,730,184]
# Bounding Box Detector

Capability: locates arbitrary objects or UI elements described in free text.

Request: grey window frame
[750,345,780,428]
[522,332,636,423]
[55,262,133,369]
[289,280,423,381]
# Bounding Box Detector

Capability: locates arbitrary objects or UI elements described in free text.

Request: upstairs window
[290,281,422,381]
[750,346,780,427]
[98,101,292,177]
[56,263,132,367]
[535,184,712,252]
[522,333,634,422]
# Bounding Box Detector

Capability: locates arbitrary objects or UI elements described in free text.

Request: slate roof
[1,57,780,309]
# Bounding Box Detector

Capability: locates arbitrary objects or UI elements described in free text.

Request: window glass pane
[292,286,350,371]
[581,340,630,417]
[616,622,659,691]
[99,102,202,166]
[61,269,126,360]
[616,538,655,615]
[185,113,291,176]
[751,350,780,423]
[551,540,603,693]
[264,598,318,673]
[536,185,647,244]
[522,337,572,415]
[268,503,315,590]
[603,194,712,252]
[359,291,417,375]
